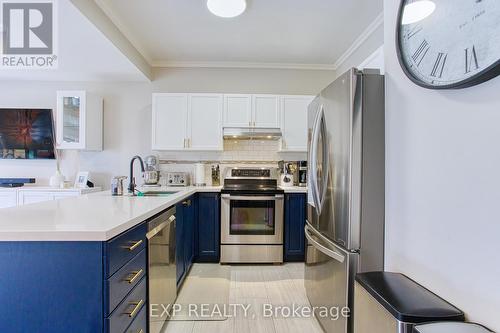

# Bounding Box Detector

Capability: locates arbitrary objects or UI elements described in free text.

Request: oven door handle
[221,194,284,201]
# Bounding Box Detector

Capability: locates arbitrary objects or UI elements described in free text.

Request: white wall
[0,67,335,188]
[384,0,500,330]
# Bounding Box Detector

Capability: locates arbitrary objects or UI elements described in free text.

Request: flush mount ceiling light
[207,0,246,18]
[402,0,436,25]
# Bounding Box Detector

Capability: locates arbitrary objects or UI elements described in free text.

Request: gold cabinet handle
[182,199,191,206]
[137,330,144,333]
[127,239,143,251]
[125,299,144,318]
[125,269,143,284]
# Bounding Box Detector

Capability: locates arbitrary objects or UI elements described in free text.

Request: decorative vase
[50,169,64,188]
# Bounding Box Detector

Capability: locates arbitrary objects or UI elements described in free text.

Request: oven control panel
[230,169,271,178]
[166,172,189,186]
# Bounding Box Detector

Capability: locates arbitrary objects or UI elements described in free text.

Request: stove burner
[222,167,282,194]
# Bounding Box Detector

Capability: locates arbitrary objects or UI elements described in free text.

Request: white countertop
[0,188,196,241]
[279,186,308,193]
[0,186,101,193]
[0,185,306,242]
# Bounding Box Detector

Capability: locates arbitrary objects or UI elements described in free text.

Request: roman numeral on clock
[412,40,430,66]
[465,46,479,73]
[406,25,422,39]
[430,52,447,78]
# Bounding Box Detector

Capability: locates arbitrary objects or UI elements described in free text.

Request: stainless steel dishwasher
[147,206,176,333]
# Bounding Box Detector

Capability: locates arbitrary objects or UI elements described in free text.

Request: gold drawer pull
[127,239,143,251]
[125,299,144,318]
[126,269,143,284]
[137,330,144,333]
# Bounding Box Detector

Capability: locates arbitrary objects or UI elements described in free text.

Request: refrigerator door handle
[317,109,329,210]
[305,224,345,263]
[309,105,322,212]
[310,105,329,215]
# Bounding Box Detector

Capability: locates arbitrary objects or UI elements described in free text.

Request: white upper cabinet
[252,95,280,128]
[152,93,223,151]
[223,94,252,127]
[188,94,223,150]
[280,95,314,152]
[223,94,280,128]
[152,93,188,150]
[56,91,103,151]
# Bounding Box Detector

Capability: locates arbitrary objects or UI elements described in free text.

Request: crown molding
[152,61,336,71]
[333,12,384,70]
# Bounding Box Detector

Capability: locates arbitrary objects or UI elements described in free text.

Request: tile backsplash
[156,139,306,186]
[221,140,281,161]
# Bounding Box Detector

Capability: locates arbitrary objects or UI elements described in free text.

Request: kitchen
[1,1,500,333]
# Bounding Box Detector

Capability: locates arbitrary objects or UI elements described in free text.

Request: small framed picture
[74,171,89,188]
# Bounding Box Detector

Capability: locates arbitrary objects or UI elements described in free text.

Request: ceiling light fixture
[402,0,436,25]
[207,0,246,18]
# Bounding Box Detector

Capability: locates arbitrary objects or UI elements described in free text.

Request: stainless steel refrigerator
[305,68,385,333]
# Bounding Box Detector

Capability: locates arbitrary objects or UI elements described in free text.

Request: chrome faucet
[128,155,145,194]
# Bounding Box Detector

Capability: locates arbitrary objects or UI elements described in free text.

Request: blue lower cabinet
[196,193,220,262]
[175,201,185,284]
[104,249,146,316]
[0,213,163,333]
[284,193,307,262]
[0,242,104,333]
[104,222,147,278]
[184,196,195,272]
[105,278,147,333]
[123,304,147,333]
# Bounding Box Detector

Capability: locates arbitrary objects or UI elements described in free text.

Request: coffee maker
[298,161,307,187]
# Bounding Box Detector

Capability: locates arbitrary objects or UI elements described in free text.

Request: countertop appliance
[147,207,176,333]
[143,155,161,186]
[305,68,385,333]
[220,167,284,263]
[166,172,189,186]
[298,161,307,187]
[278,161,296,187]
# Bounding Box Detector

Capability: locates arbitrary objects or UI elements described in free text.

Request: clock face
[397,0,500,89]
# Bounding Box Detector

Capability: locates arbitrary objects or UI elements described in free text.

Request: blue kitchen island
[0,188,221,333]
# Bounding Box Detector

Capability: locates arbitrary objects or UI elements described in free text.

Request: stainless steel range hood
[223,127,282,140]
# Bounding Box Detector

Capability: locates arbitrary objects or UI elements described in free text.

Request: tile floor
[161,263,323,333]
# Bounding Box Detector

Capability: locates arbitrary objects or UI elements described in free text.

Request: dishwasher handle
[146,215,175,239]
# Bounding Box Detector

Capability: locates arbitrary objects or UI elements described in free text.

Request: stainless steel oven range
[220,167,284,263]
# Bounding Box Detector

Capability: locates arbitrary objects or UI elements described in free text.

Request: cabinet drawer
[105,249,146,316]
[105,222,147,277]
[106,277,146,333]
[124,305,147,333]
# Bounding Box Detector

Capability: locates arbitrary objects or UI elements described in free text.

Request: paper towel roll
[194,163,206,186]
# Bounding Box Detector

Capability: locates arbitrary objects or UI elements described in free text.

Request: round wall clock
[396,0,500,89]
